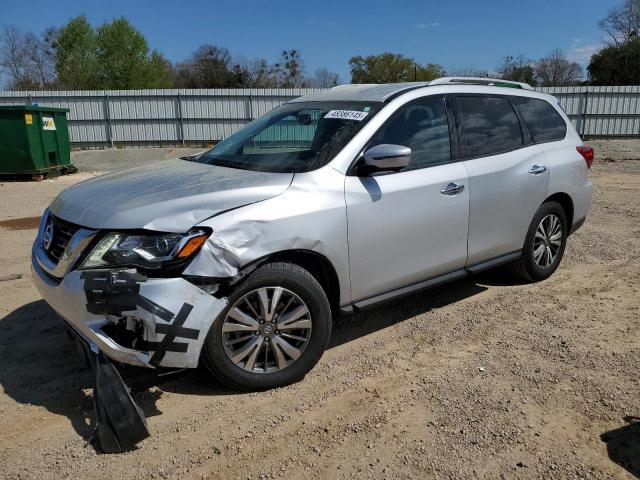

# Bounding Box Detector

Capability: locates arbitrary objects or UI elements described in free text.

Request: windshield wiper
[206,158,255,171]
[179,152,205,162]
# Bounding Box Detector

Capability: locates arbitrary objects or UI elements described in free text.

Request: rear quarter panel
[543,125,594,229]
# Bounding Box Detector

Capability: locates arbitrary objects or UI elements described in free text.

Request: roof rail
[428,77,534,90]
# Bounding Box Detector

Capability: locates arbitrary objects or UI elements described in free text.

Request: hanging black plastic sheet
[70,326,149,453]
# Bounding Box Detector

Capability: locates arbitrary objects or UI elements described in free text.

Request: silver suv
[32,78,594,390]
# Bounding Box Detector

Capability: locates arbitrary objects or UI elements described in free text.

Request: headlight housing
[81,229,210,270]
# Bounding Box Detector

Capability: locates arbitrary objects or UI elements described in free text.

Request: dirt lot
[0,142,639,479]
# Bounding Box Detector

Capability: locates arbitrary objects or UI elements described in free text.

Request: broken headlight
[81,230,210,270]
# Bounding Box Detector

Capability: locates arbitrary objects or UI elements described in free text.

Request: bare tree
[0,25,25,87]
[274,49,308,87]
[497,54,537,85]
[0,25,56,89]
[447,66,491,78]
[535,49,583,86]
[599,0,640,45]
[24,32,56,87]
[239,57,277,87]
[174,44,235,88]
[312,67,340,87]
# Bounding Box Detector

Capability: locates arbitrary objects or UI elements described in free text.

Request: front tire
[510,201,568,282]
[201,262,331,391]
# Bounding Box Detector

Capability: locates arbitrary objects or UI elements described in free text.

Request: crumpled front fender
[182,166,352,306]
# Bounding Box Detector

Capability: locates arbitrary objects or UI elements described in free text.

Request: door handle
[440,182,465,196]
[528,164,547,175]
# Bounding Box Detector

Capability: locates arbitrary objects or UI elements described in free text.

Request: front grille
[47,215,80,262]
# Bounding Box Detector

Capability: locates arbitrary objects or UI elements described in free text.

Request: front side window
[369,97,451,171]
[456,96,523,158]
[199,101,382,173]
[512,97,567,143]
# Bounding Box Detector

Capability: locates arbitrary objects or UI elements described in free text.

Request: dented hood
[49,159,293,232]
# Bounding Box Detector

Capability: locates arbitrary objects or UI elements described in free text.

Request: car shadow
[0,267,520,448]
[601,416,640,478]
[0,300,234,447]
[329,266,520,348]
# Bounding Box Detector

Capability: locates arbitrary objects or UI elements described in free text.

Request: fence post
[104,94,114,148]
[177,92,185,147]
[581,89,589,138]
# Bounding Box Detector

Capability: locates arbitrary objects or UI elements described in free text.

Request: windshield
[198,101,383,173]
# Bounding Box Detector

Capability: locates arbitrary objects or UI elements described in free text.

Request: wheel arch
[544,192,574,230]
[261,249,341,315]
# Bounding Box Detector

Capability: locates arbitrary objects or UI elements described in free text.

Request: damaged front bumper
[31,250,227,369]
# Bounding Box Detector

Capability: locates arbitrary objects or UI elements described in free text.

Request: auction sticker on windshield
[324,110,369,121]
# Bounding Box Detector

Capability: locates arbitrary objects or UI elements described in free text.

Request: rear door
[453,94,550,265]
[345,96,469,302]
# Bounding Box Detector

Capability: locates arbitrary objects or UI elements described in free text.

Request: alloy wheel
[221,287,312,373]
[533,213,563,269]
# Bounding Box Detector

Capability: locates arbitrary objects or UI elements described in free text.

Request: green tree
[231,63,250,87]
[53,16,171,89]
[417,63,447,81]
[349,53,445,83]
[95,17,171,89]
[54,16,98,89]
[588,40,640,85]
[147,50,173,88]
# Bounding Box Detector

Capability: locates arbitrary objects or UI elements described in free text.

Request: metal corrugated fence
[540,86,640,138]
[0,89,323,147]
[0,86,638,147]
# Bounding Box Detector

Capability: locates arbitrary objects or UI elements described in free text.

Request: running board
[341,250,521,313]
[465,250,521,274]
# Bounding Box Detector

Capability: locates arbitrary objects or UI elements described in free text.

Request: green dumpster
[0,105,75,178]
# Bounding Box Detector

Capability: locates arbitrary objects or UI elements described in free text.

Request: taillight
[576,145,594,169]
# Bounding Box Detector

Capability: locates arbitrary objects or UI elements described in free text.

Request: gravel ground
[0,141,639,479]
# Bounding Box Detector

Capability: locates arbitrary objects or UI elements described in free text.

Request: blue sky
[2,0,616,81]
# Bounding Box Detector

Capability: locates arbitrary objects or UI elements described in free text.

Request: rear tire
[510,201,568,282]
[201,262,331,391]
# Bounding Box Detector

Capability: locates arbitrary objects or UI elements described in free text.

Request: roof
[288,82,430,103]
[289,77,535,103]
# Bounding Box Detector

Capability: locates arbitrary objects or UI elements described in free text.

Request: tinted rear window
[512,97,567,143]
[456,96,523,158]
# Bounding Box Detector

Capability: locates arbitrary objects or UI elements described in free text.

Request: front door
[345,96,469,302]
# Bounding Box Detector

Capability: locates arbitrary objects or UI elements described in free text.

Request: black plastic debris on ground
[89,351,150,453]
[71,328,149,453]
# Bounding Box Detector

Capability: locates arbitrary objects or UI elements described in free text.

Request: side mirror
[362,144,411,173]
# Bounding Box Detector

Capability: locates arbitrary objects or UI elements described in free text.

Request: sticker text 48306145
[324,110,369,121]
